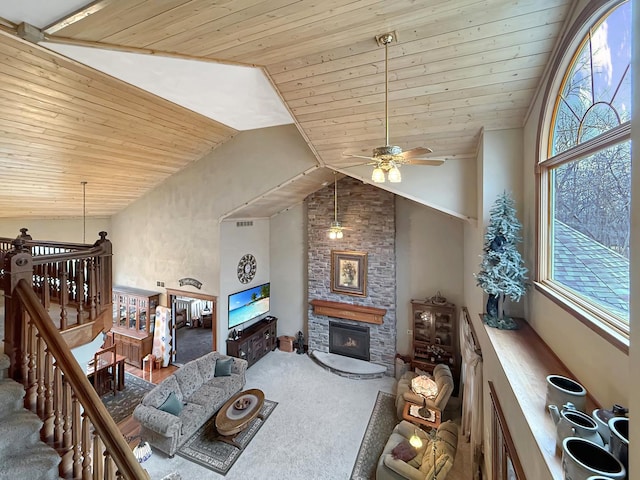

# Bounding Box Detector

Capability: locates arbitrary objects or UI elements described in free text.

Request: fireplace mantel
[310,299,386,325]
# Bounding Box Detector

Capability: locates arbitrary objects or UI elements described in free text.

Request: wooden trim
[309,299,386,324]
[165,288,217,303]
[489,381,526,480]
[533,282,629,354]
[42,34,259,68]
[43,0,116,34]
[482,315,601,479]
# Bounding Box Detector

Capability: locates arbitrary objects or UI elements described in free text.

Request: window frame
[535,0,630,353]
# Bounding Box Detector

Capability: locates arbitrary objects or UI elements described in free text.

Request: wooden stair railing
[2,232,148,480]
[0,229,113,333]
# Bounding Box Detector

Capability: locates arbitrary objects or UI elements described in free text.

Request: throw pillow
[391,440,417,462]
[158,392,183,416]
[214,357,234,377]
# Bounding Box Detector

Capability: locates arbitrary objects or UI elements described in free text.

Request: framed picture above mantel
[331,250,367,297]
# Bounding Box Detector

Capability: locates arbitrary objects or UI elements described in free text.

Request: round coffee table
[215,389,265,448]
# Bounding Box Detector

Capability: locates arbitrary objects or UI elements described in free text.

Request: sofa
[395,364,454,421]
[133,351,247,456]
[376,420,458,480]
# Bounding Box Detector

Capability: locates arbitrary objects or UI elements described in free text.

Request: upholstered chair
[395,364,454,420]
[376,420,458,480]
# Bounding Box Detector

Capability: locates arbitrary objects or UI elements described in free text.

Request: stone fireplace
[329,322,370,361]
[306,177,397,376]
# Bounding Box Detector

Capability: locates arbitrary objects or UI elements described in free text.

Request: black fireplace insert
[329,321,370,361]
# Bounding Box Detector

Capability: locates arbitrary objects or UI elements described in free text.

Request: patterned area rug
[102,372,154,424]
[350,391,397,480]
[177,399,277,475]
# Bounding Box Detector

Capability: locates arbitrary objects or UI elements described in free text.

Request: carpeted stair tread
[0,378,26,418]
[0,443,61,480]
[0,411,44,456]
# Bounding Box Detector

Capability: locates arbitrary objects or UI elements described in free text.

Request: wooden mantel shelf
[310,299,386,325]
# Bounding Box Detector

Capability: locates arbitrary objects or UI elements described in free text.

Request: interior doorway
[165,288,217,366]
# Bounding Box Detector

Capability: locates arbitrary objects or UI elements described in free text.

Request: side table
[402,402,441,430]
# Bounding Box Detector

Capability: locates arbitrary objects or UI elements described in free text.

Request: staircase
[0,354,61,480]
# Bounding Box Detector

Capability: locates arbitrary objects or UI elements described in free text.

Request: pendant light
[328,172,344,240]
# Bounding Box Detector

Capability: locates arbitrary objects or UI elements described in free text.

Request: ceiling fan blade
[400,147,433,159]
[406,158,446,166]
[342,153,376,161]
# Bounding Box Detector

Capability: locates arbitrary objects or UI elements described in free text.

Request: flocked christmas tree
[475,191,528,329]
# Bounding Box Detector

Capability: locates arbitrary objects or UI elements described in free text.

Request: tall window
[539,0,631,339]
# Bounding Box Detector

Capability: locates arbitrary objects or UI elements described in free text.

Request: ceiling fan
[343,32,445,183]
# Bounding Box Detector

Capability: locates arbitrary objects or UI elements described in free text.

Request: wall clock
[237,254,257,283]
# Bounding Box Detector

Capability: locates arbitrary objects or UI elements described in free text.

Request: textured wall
[307,176,396,375]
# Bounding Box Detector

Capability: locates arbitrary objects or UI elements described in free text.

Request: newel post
[3,237,34,380]
[93,231,112,318]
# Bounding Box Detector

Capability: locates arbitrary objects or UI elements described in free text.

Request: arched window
[538,0,631,342]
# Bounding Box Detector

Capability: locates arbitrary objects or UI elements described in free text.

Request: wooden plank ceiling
[1,0,572,219]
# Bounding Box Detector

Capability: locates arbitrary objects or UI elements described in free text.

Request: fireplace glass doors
[329,321,370,361]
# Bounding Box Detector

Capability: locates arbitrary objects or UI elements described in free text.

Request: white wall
[109,124,318,307]
[395,198,465,355]
[342,156,477,221]
[269,203,307,338]
[219,218,270,354]
[0,217,111,243]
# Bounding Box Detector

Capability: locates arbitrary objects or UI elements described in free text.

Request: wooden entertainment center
[226,317,277,367]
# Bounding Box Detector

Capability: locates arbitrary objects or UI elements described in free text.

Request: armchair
[376,420,458,480]
[396,364,454,420]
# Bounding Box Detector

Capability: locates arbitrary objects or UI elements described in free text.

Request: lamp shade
[372,167,385,183]
[388,165,402,182]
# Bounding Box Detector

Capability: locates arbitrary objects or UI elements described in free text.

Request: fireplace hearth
[329,321,370,361]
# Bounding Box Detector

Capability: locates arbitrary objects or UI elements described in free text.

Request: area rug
[102,372,154,424]
[177,399,277,475]
[350,391,397,480]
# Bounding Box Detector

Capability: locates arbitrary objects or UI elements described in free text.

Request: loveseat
[376,420,458,480]
[133,351,247,456]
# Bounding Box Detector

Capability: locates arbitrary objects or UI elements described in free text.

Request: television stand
[226,317,277,367]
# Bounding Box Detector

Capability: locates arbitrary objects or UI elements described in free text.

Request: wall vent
[236,221,254,227]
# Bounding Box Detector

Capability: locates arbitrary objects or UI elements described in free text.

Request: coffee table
[215,388,265,448]
[402,402,441,430]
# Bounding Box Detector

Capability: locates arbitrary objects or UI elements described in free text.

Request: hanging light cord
[384,34,391,147]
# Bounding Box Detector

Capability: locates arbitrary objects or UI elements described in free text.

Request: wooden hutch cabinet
[109,286,160,368]
[411,298,459,386]
[226,317,277,367]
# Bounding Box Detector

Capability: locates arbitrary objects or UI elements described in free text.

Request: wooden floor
[119,362,180,447]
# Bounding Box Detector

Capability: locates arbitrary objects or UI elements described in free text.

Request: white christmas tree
[475,192,528,329]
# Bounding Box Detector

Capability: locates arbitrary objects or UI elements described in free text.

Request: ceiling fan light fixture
[372,167,385,183]
[388,165,402,183]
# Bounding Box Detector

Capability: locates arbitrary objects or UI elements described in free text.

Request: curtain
[460,309,483,480]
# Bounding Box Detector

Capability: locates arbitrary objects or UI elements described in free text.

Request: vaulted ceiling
[0,0,572,219]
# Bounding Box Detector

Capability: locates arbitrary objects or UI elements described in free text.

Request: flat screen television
[228,282,270,329]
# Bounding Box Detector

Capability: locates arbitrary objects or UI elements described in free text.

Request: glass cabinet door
[413,309,432,342]
[434,311,453,347]
[118,295,127,327]
[129,297,137,329]
[139,299,148,332]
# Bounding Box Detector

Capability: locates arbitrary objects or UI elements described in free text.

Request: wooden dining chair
[93,344,117,396]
